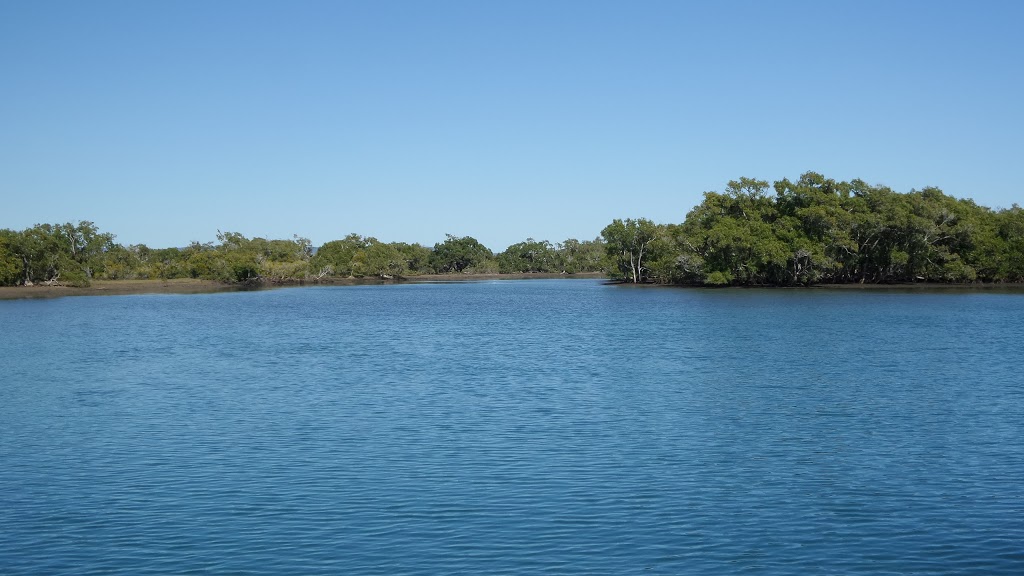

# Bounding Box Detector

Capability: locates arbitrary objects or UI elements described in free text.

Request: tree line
[601,172,1024,285]
[0,224,605,286]
[3,172,1022,287]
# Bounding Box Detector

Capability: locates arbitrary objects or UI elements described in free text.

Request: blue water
[2,280,1023,574]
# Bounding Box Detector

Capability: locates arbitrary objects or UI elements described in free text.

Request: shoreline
[654,281,1024,292]
[4,273,1024,300]
[0,272,607,300]
[0,279,242,300]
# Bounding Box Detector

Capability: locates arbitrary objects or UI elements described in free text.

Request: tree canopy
[0,226,604,286]
[2,173,1021,288]
[606,172,1024,285]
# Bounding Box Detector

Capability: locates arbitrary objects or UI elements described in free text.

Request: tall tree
[601,218,661,283]
[0,229,23,286]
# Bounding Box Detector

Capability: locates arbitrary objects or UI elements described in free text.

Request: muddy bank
[0,279,242,300]
[0,272,608,300]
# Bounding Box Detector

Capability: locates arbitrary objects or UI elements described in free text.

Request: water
[2,279,1023,574]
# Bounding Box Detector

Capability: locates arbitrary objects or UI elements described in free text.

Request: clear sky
[2,0,1022,251]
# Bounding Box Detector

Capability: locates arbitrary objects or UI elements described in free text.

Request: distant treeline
[3,172,1023,287]
[0,225,605,287]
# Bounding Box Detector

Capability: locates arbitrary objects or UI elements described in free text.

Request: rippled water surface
[2,280,1023,574]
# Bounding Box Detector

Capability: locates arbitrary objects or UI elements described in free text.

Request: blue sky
[2,0,1022,250]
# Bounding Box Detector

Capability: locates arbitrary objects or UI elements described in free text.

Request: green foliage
[208,231,312,282]
[558,238,606,274]
[430,234,494,273]
[310,234,425,279]
[184,242,220,280]
[0,221,114,286]
[4,176,1021,290]
[619,172,1022,286]
[311,233,367,278]
[99,244,140,280]
[704,270,733,285]
[353,239,406,278]
[0,229,22,285]
[489,237,612,275]
[147,247,188,279]
[497,238,560,273]
[601,218,664,283]
[393,242,433,275]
